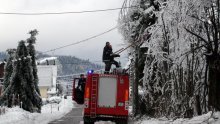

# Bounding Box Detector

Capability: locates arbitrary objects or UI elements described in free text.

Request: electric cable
[0,6,137,15]
[43,25,121,53]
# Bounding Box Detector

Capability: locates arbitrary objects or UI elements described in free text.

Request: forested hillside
[57,56,102,75]
[0,51,103,75]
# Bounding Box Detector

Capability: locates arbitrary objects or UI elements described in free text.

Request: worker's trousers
[104,60,119,74]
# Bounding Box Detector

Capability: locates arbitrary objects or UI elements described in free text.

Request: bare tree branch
[184,27,213,51]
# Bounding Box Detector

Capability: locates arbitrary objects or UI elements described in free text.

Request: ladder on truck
[90,75,98,118]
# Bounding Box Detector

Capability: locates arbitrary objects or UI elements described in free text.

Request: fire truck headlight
[84,98,89,108]
[125,101,129,110]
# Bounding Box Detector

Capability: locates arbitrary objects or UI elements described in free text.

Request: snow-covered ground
[0,96,73,124]
[1,96,220,124]
[79,121,115,124]
[136,112,220,124]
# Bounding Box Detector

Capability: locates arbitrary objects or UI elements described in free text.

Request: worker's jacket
[102,46,113,62]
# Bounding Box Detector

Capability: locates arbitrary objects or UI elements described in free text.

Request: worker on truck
[102,42,120,73]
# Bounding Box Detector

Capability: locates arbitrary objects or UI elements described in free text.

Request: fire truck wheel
[116,118,128,124]
[84,121,94,124]
[83,117,94,124]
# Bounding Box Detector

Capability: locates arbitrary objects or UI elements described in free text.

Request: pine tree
[3,49,16,91]
[26,29,42,112]
[15,40,34,111]
[27,29,41,96]
[1,41,28,107]
[15,40,42,112]
[0,49,16,106]
[1,40,42,112]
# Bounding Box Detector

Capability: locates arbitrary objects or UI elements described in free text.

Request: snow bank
[47,87,57,95]
[0,96,74,124]
[47,96,62,103]
[137,112,220,124]
[95,121,115,124]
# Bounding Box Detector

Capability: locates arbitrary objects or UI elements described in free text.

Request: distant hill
[57,56,102,75]
[0,51,103,76]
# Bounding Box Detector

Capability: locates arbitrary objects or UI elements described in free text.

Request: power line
[9,23,130,62]
[0,6,137,15]
[43,24,123,53]
[0,6,137,54]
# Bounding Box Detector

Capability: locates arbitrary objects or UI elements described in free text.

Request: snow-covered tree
[119,0,220,118]
[3,49,16,91]
[27,29,41,98]
[183,0,220,111]
[14,40,42,112]
[1,40,42,112]
[142,0,207,117]
[119,0,166,116]
[0,49,16,106]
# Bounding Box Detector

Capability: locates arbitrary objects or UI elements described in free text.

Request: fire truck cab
[83,71,129,124]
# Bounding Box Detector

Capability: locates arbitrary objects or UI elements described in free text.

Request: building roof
[37,57,58,65]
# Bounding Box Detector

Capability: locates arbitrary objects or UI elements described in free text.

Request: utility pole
[131,47,140,116]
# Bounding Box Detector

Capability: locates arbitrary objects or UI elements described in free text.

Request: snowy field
[135,112,220,124]
[0,96,73,124]
[0,96,220,124]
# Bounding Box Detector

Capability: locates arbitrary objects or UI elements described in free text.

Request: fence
[0,106,6,115]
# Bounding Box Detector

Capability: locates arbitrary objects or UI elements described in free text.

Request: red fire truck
[73,71,129,124]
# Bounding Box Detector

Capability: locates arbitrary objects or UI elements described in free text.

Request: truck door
[72,78,79,101]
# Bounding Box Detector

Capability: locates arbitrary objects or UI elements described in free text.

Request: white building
[37,65,57,98]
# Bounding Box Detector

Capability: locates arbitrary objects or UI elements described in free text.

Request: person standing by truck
[77,74,86,92]
[76,74,86,104]
[102,42,120,73]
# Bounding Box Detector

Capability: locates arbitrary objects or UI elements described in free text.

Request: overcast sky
[0,0,128,65]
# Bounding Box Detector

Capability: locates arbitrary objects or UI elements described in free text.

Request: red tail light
[84,87,90,108]
[125,89,129,101]
[125,89,129,110]
[85,87,90,98]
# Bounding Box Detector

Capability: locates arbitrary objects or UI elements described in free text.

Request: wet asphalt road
[48,103,134,124]
[48,103,83,124]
